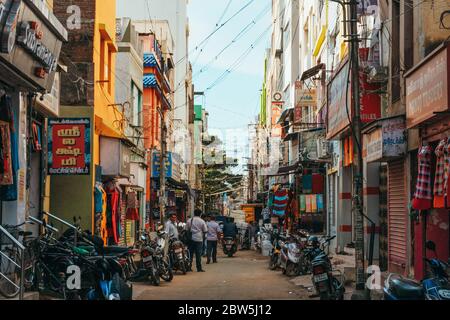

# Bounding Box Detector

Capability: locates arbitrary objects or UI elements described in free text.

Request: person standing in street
[165,213,179,240]
[186,209,208,272]
[206,215,222,264]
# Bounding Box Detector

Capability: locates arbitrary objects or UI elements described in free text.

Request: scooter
[310,235,345,300]
[383,241,450,300]
[222,237,238,257]
[279,235,302,277]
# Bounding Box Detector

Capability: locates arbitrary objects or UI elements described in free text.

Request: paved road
[133,250,311,300]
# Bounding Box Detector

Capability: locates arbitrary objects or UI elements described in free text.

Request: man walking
[206,215,222,264]
[186,209,208,272]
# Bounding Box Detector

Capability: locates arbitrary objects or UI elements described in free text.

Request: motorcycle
[383,240,450,300]
[169,237,189,275]
[132,233,160,286]
[310,235,345,300]
[222,237,237,257]
[154,227,173,282]
[268,230,285,270]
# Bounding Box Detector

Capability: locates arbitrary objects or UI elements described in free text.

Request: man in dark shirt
[222,217,238,238]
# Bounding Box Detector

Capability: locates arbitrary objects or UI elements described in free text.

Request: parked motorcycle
[383,241,450,300]
[268,230,285,270]
[169,237,189,275]
[154,226,173,282]
[132,233,160,286]
[222,237,237,257]
[310,235,345,300]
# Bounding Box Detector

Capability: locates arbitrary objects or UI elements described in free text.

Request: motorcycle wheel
[227,252,234,258]
[285,263,299,277]
[160,261,173,282]
[149,263,160,286]
[180,256,187,275]
[269,254,279,270]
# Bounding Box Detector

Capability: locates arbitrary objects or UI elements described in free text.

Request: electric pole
[348,0,366,297]
[158,107,167,223]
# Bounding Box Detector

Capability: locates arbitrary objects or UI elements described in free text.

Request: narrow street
[133,250,311,300]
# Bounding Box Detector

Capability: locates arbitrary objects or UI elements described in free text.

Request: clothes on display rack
[126,189,140,221]
[105,181,121,245]
[0,121,13,186]
[412,145,433,210]
[0,95,18,201]
[317,194,324,212]
[433,138,447,208]
[299,195,306,213]
[94,182,108,244]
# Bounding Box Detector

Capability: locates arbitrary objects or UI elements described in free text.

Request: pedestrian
[165,213,179,240]
[186,209,208,272]
[206,215,222,264]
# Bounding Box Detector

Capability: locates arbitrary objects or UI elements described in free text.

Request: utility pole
[158,107,167,223]
[348,0,366,298]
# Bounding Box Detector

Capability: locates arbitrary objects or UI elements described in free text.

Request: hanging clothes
[305,195,312,213]
[317,194,324,212]
[311,195,318,213]
[433,139,447,208]
[302,175,313,193]
[412,145,433,210]
[445,141,450,208]
[105,182,120,244]
[272,188,288,216]
[312,174,324,194]
[0,95,18,201]
[126,190,140,221]
[299,195,306,213]
[0,121,13,186]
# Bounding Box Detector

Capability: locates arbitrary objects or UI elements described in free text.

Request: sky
[116,0,271,171]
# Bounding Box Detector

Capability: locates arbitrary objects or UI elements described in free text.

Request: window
[131,82,142,127]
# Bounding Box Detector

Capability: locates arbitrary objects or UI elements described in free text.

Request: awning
[266,162,300,176]
[166,177,189,191]
[300,63,325,81]
[277,108,294,124]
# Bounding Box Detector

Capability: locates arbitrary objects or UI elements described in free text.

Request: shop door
[379,164,388,271]
[387,159,408,274]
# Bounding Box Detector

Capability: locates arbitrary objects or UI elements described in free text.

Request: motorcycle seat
[389,274,424,299]
[103,246,132,254]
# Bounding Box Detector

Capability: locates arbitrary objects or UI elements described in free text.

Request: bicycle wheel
[0,247,21,298]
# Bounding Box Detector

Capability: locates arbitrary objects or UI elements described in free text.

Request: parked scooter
[279,234,303,277]
[154,225,173,282]
[310,235,345,300]
[383,241,450,300]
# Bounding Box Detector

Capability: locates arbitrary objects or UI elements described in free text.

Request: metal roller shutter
[387,159,407,273]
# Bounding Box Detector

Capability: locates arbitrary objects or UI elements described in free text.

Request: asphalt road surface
[133,250,311,300]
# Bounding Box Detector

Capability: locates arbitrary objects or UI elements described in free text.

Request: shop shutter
[387,159,407,273]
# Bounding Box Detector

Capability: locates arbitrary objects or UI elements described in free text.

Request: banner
[48,118,91,175]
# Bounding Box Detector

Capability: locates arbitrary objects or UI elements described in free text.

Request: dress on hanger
[412,145,433,210]
[433,139,447,208]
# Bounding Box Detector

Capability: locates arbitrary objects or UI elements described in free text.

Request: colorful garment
[272,188,288,216]
[0,121,13,185]
[434,139,447,208]
[299,195,306,213]
[412,145,433,210]
[312,174,324,194]
[317,194,324,212]
[302,175,313,193]
[126,190,140,221]
[305,195,312,213]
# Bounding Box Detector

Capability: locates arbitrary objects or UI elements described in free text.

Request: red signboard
[48,118,91,175]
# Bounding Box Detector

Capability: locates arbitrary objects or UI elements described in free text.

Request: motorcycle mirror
[425,240,436,252]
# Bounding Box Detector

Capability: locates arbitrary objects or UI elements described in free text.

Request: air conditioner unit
[317,139,331,159]
[367,66,388,84]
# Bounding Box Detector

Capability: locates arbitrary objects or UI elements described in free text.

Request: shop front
[0,0,67,227]
[405,42,450,280]
[363,116,407,271]
[326,56,381,252]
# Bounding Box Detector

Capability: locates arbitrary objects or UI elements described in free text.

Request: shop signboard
[152,151,173,178]
[271,104,282,137]
[327,60,351,139]
[405,43,450,129]
[48,118,91,175]
[0,0,67,92]
[364,117,407,162]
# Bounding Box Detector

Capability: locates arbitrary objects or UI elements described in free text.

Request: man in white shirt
[186,209,208,272]
[206,215,222,264]
[165,213,179,240]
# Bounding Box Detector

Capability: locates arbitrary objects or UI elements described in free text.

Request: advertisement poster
[48,118,91,175]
